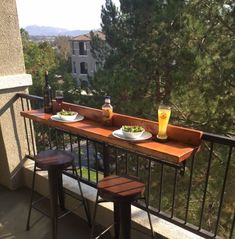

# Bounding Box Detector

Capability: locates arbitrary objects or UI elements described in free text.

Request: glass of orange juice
[157,104,171,140]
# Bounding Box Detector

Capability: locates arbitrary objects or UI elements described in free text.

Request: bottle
[102,96,113,126]
[43,71,53,113]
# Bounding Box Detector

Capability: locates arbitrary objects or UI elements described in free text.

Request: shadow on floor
[0,185,112,239]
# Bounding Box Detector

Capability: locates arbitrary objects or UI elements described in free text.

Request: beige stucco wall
[0,0,32,189]
[0,89,31,189]
[0,0,25,75]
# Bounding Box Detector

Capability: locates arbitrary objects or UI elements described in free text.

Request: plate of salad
[112,125,152,141]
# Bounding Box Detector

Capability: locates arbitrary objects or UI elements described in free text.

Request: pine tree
[91,0,235,134]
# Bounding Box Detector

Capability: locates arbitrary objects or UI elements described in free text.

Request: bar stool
[26,149,90,239]
[91,175,154,239]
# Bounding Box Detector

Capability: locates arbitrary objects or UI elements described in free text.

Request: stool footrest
[57,202,85,220]
[97,198,108,204]
[94,224,113,239]
[57,208,73,220]
[32,203,78,221]
[32,195,49,206]
[32,204,50,218]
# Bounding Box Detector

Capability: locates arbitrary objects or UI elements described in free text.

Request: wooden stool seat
[35,150,74,170]
[91,175,154,239]
[97,175,145,202]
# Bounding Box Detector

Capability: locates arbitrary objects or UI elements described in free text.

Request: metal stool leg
[72,162,91,226]
[26,163,37,231]
[119,202,131,239]
[48,168,59,239]
[113,202,120,239]
[57,170,65,210]
[144,196,154,238]
[90,192,99,239]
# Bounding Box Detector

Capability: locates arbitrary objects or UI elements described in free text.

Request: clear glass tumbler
[55,90,64,112]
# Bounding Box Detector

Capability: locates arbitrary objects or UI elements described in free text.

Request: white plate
[51,114,84,122]
[112,129,152,141]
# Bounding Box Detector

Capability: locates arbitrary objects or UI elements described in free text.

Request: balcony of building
[0,1,234,239]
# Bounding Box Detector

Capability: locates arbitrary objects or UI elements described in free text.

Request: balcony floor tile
[0,185,111,239]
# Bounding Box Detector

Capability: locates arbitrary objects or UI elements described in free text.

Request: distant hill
[24,25,90,37]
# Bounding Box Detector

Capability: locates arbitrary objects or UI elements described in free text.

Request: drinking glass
[157,104,171,140]
[55,90,64,111]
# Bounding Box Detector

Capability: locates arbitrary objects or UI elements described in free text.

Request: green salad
[122,125,144,133]
[59,110,77,116]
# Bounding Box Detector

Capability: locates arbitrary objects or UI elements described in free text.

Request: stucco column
[0,0,32,189]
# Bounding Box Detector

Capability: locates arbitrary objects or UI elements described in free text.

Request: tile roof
[72,31,105,41]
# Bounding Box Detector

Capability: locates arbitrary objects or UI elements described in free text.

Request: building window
[72,41,75,55]
[73,62,76,73]
[80,62,88,74]
[79,42,87,55]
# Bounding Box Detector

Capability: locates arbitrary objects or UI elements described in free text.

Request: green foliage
[21,29,78,102]
[79,167,103,182]
[54,36,72,60]
[171,0,235,134]
[90,31,111,65]
[88,1,235,237]
[91,0,235,134]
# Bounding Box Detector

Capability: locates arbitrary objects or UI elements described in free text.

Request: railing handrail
[202,131,235,146]
[17,93,43,101]
[0,94,19,117]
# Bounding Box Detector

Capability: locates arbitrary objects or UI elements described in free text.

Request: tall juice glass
[157,104,171,140]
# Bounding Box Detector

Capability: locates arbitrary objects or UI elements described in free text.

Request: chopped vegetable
[122,125,144,133]
[59,110,77,116]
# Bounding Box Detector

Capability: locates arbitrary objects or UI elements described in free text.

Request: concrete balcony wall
[23,159,204,239]
[0,0,32,189]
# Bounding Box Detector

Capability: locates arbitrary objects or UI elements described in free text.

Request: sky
[16,0,120,30]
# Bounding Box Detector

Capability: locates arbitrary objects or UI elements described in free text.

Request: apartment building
[71,31,105,86]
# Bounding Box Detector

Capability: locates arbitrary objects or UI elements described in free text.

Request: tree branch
[216,15,235,35]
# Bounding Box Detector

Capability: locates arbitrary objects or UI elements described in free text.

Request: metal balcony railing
[1,93,234,239]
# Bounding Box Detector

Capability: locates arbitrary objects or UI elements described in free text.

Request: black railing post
[20,97,31,156]
[146,159,151,206]
[214,146,233,237]
[171,168,178,218]
[48,127,52,149]
[136,156,140,177]
[77,136,82,178]
[103,143,110,177]
[184,153,195,223]
[86,139,91,182]
[94,143,99,183]
[198,142,214,230]
[158,163,164,212]
[115,148,118,175]
[125,152,128,175]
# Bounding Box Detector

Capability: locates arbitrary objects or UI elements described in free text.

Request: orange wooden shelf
[21,105,202,164]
